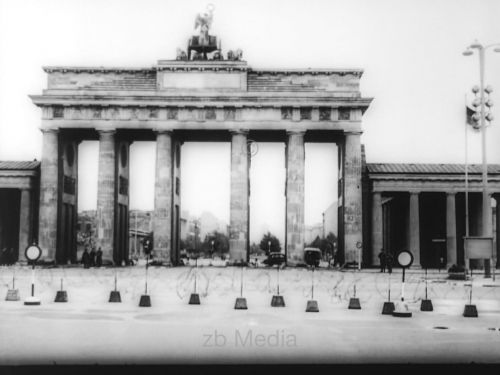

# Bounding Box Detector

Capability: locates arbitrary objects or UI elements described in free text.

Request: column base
[229,240,247,264]
[39,257,56,265]
[285,260,305,267]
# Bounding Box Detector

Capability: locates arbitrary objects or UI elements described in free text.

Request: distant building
[305,224,323,245]
[0,161,39,264]
[198,211,228,238]
[323,201,338,237]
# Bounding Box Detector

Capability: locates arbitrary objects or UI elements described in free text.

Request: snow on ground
[1,265,500,364]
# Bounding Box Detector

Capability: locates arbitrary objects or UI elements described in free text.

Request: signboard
[397,251,414,268]
[25,244,42,262]
[464,237,494,259]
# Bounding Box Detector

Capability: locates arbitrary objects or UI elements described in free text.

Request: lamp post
[463,41,500,276]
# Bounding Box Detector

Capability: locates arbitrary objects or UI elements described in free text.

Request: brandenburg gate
[30,10,372,266]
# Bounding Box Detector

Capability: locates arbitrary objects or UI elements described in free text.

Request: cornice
[43,66,156,74]
[42,65,363,77]
[30,95,373,109]
[250,68,364,78]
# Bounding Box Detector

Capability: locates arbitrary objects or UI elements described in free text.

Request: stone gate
[30,19,372,266]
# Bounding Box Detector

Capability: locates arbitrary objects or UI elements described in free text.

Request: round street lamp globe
[485,85,493,94]
[472,85,480,93]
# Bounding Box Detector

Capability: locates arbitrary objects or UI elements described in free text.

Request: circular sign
[356,241,362,249]
[397,251,414,268]
[25,244,42,262]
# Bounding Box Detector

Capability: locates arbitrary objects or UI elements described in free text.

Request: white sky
[1,0,500,243]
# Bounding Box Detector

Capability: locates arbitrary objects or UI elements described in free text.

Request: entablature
[371,178,500,194]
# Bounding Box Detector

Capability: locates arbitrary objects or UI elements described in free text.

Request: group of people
[81,247,103,268]
[378,249,393,273]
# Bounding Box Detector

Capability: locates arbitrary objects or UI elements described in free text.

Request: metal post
[134,211,137,258]
[311,266,315,299]
[464,94,470,240]
[240,267,244,297]
[145,255,148,294]
[425,268,428,300]
[478,46,492,278]
[388,272,391,302]
[31,263,35,297]
[277,265,280,295]
[194,257,197,293]
[401,267,406,302]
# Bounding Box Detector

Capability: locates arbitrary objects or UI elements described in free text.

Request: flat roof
[366,163,500,175]
[0,161,40,170]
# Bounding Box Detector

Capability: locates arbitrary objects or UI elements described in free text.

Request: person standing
[386,251,394,274]
[95,247,103,267]
[89,247,96,267]
[378,249,386,273]
[81,248,91,269]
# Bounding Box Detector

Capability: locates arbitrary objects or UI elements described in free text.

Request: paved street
[1,266,499,364]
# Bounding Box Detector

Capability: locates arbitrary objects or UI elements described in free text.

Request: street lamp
[463,40,500,275]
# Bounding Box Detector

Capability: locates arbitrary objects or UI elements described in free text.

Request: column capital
[409,190,421,195]
[40,128,59,134]
[286,130,306,136]
[446,191,457,196]
[230,129,249,136]
[344,131,363,136]
[154,129,173,136]
[96,128,116,135]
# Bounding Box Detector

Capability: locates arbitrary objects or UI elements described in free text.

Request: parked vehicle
[263,252,286,267]
[304,247,322,267]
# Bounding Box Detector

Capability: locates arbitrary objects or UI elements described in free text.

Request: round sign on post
[393,250,414,318]
[24,243,42,306]
[25,244,42,263]
[397,251,413,269]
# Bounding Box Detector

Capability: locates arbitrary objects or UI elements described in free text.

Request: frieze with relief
[47,105,354,124]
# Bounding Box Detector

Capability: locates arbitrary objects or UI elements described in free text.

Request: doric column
[153,131,173,264]
[496,195,500,269]
[343,132,363,264]
[446,192,457,268]
[285,130,305,265]
[96,130,116,263]
[229,129,249,263]
[409,192,421,267]
[18,189,32,257]
[371,192,383,266]
[38,129,59,261]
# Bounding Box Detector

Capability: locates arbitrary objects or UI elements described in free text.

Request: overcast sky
[1,0,500,243]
